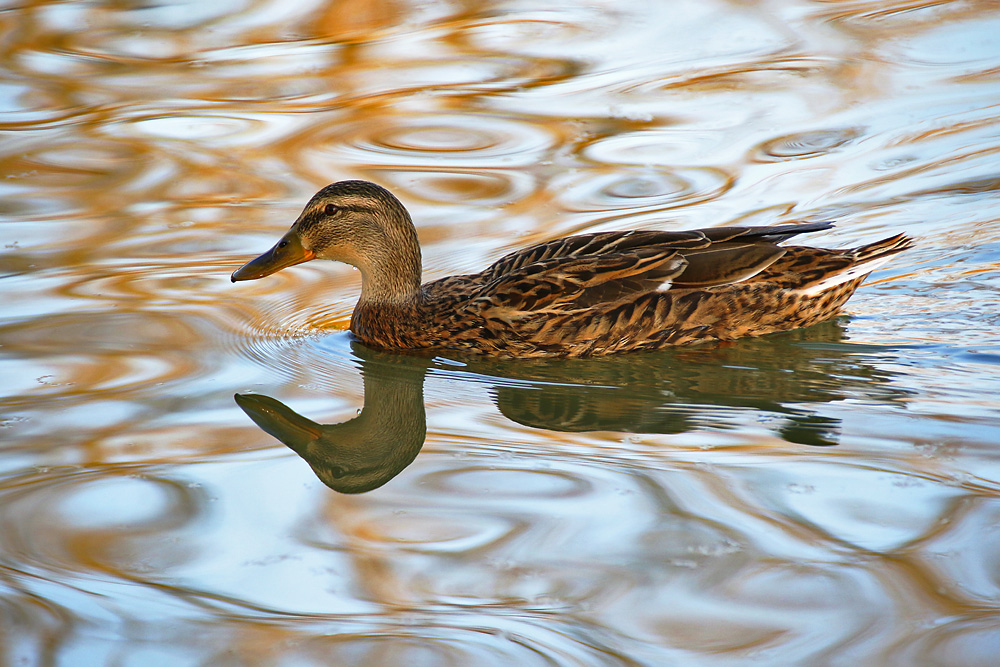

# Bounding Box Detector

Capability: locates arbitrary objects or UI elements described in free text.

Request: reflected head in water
[231,180,912,357]
[235,351,429,494]
[236,327,910,494]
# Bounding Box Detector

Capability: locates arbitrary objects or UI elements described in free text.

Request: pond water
[2,0,1000,664]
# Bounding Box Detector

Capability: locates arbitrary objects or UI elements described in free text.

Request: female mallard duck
[232,180,911,357]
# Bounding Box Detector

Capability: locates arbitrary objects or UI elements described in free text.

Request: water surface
[2,0,1000,664]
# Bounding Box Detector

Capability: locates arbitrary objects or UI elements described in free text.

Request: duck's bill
[231,231,315,282]
[234,393,322,450]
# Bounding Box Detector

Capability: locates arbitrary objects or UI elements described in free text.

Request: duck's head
[231,180,422,301]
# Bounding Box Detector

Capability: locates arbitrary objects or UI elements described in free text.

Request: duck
[231,180,912,358]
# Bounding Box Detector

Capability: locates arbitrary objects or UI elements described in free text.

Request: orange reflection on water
[2,0,1000,664]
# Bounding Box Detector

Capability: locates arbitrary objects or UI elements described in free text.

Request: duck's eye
[277,240,288,249]
[323,204,339,216]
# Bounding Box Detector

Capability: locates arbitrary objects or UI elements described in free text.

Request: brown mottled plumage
[232,180,912,357]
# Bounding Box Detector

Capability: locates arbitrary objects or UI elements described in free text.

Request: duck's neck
[355,217,424,307]
[357,259,422,306]
[350,231,425,347]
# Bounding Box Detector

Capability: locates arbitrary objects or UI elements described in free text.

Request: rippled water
[2,0,1000,664]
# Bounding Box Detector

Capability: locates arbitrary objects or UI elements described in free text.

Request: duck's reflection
[236,319,909,494]
[235,354,428,494]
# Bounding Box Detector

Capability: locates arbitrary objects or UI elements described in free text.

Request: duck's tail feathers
[796,233,913,296]
[852,233,914,263]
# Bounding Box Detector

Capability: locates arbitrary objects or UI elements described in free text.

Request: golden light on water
[2,0,1000,664]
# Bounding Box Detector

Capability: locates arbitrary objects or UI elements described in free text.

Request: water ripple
[554,167,734,212]
[581,129,728,165]
[351,511,521,554]
[419,466,593,500]
[122,114,265,143]
[618,56,839,96]
[0,467,203,577]
[752,128,862,163]
[371,169,538,207]
[295,114,558,171]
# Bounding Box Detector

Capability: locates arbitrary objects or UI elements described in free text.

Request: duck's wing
[479,230,707,281]
[475,222,835,312]
[475,245,689,312]
[670,222,835,287]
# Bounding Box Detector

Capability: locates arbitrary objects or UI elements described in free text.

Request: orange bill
[231,231,315,282]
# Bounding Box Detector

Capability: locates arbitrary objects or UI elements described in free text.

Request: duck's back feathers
[481,221,834,280]
[477,246,688,313]
[471,221,843,313]
[479,229,704,280]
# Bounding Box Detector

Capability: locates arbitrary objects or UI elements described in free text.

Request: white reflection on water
[2,0,1000,664]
